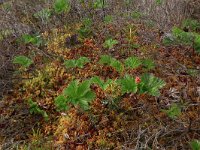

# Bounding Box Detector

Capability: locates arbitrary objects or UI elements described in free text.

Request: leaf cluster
[99,55,124,73]
[91,76,113,90]
[21,34,43,46]
[55,80,96,111]
[138,73,166,96]
[64,57,90,69]
[103,38,118,49]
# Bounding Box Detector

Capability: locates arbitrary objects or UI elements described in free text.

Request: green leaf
[142,58,155,70]
[63,80,79,97]
[186,69,199,77]
[190,139,200,150]
[91,76,113,90]
[78,90,96,110]
[118,74,137,94]
[181,19,200,32]
[104,15,113,24]
[93,0,107,9]
[58,80,96,111]
[54,0,70,14]
[125,56,142,69]
[21,34,43,46]
[110,59,124,73]
[28,99,49,120]
[34,8,51,23]
[76,57,90,68]
[172,27,194,45]
[194,35,200,53]
[64,59,76,68]
[162,103,182,119]
[155,0,163,5]
[138,73,165,96]
[99,55,124,73]
[77,80,92,97]
[103,38,118,49]
[64,57,90,69]
[13,55,33,68]
[55,95,69,111]
[91,76,104,88]
[99,55,112,65]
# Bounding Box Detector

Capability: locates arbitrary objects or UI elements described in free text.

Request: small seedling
[104,15,113,24]
[131,11,142,19]
[162,103,182,119]
[54,0,71,14]
[93,0,107,9]
[155,0,163,5]
[34,8,51,23]
[78,18,93,37]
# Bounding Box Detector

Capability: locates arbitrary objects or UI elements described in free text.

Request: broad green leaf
[21,34,43,46]
[172,27,194,45]
[63,80,79,97]
[55,95,68,111]
[13,55,33,68]
[118,74,137,94]
[64,60,76,68]
[64,57,90,69]
[142,58,155,70]
[93,0,105,9]
[103,39,118,49]
[139,73,165,96]
[58,80,96,111]
[110,59,124,73]
[91,76,113,90]
[91,76,104,88]
[125,56,142,69]
[190,140,200,150]
[99,55,112,65]
[77,80,91,97]
[81,91,96,102]
[76,57,90,68]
